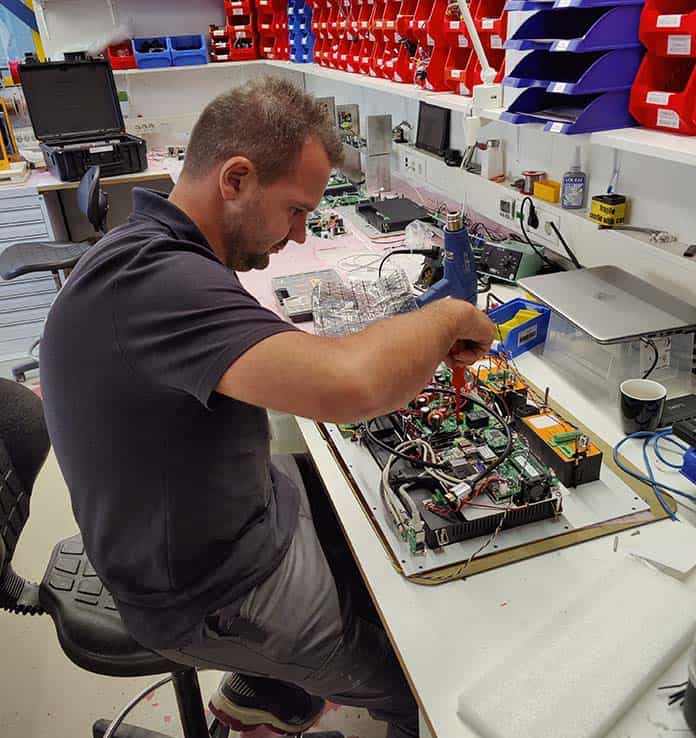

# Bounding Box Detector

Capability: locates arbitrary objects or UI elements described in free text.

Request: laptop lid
[519,265,696,344]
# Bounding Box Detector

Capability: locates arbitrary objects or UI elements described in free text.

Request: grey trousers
[157,454,419,738]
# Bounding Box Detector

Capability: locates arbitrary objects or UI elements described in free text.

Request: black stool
[0,165,107,382]
[0,379,342,738]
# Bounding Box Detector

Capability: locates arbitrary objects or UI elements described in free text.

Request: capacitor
[415,394,431,407]
[427,410,443,429]
[420,405,431,419]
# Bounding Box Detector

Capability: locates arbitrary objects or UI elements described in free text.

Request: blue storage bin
[133,37,172,68]
[505,6,643,52]
[504,48,644,94]
[487,298,551,357]
[169,34,208,66]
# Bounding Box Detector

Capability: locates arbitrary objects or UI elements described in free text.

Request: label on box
[668,34,692,55]
[647,90,672,104]
[549,121,565,132]
[341,53,347,59]
[550,81,568,93]
[451,69,461,78]
[658,14,683,27]
[482,17,494,28]
[419,20,427,27]
[658,108,680,128]
[529,414,559,429]
[450,20,459,28]
[555,39,571,50]
[517,323,539,346]
[457,33,469,46]
[235,31,247,37]
[427,34,434,44]
[387,20,395,27]
[491,34,502,47]
[90,145,114,154]
[233,7,244,14]
[288,7,294,13]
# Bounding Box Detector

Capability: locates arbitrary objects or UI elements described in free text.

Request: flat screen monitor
[415,102,450,157]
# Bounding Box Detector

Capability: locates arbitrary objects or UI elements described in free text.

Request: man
[41,77,495,738]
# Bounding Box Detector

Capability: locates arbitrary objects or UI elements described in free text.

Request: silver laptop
[519,265,696,344]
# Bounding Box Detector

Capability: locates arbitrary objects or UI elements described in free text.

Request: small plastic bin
[133,37,172,68]
[487,298,551,357]
[169,34,208,65]
[107,40,136,70]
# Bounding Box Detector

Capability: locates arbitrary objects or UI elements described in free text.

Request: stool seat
[0,241,92,280]
[39,534,182,678]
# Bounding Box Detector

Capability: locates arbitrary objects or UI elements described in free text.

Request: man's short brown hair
[182,76,343,183]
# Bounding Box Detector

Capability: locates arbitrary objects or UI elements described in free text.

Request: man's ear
[219,156,258,202]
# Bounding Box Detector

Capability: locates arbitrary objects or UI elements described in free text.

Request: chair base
[93,719,345,738]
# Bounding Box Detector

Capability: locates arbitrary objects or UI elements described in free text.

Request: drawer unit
[0,187,66,363]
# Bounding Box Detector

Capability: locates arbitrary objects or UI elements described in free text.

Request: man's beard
[221,197,276,271]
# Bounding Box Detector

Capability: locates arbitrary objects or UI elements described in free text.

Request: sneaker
[209,672,325,735]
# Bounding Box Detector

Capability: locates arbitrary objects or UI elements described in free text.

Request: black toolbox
[19,58,147,181]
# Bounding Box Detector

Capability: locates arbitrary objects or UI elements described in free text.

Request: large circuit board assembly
[348,356,606,560]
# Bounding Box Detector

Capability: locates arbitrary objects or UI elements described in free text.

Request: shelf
[591,126,696,166]
[113,59,266,75]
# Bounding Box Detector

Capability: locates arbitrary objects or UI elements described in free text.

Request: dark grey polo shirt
[41,188,300,650]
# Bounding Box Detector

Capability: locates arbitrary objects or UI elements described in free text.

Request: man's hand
[444,302,496,368]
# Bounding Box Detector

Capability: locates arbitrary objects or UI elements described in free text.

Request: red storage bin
[370,38,387,76]
[640,0,696,57]
[359,37,374,71]
[383,0,400,39]
[347,38,362,71]
[397,0,417,38]
[630,54,696,133]
[107,40,136,69]
[425,0,448,46]
[475,0,507,42]
[393,42,415,81]
[421,43,449,90]
[370,0,387,37]
[358,0,373,33]
[445,45,473,93]
[412,0,434,45]
[464,44,504,91]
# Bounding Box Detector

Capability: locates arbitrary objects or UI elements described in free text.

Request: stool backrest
[77,165,109,235]
[0,380,49,578]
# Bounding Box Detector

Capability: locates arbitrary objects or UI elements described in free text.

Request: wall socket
[499,196,560,248]
[398,145,427,179]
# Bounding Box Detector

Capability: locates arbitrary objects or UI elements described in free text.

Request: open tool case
[19,59,147,181]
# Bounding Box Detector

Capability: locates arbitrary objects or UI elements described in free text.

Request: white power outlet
[514,197,560,248]
[397,144,427,180]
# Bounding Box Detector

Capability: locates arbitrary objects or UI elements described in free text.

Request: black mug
[619,378,667,435]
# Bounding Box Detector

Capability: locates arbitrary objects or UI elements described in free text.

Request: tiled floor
[0,404,386,738]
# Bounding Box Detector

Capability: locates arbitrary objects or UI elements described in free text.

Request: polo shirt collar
[132,188,211,250]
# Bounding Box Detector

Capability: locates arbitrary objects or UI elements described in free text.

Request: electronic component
[415,101,451,157]
[356,197,432,233]
[465,409,489,429]
[307,209,345,238]
[661,394,696,428]
[476,239,544,283]
[516,412,602,487]
[673,417,696,449]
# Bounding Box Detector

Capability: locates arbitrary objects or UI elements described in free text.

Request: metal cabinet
[0,187,67,364]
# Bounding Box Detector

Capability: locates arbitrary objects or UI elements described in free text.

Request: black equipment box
[356,197,431,233]
[19,59,147,181]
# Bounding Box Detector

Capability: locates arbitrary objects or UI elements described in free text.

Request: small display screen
[415,102,450,156]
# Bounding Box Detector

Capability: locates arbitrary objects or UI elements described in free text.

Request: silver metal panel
[364,154,391,194]
[366,114,393,156]
[519,265,696,344]
[324,424,650,577]
[316,96,336,127]
[341,142,363,183]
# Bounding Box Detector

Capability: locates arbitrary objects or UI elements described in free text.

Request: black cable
[518,197,560,269]
[363,387,514,485]
[548,221,583,269]
[378,248,441,280]
[641,337,659,379]
[477,275,491,294]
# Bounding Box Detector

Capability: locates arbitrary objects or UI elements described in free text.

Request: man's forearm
[337,298,473,418]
